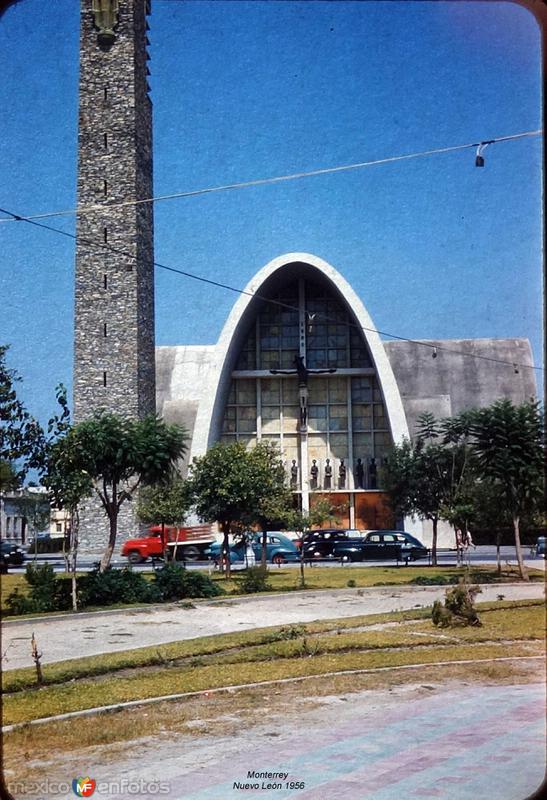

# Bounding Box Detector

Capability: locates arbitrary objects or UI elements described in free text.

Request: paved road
[2,582,544,670]
[10,681,545,799]
[9,545,546,572]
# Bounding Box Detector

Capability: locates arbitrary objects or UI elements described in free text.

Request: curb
[3,655,542,733]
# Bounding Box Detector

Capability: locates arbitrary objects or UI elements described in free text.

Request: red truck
[121,524,215,563]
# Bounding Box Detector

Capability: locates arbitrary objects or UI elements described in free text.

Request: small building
[0,487,50,544]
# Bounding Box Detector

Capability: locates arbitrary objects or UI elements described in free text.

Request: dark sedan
[0,539,25,572]
[334,531,429,562]
[301,529,352,560]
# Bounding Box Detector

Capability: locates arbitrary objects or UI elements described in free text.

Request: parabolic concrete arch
[190,252,410,462]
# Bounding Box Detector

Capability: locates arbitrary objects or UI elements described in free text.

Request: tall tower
[74,0,155,549]
[74,0,155,423]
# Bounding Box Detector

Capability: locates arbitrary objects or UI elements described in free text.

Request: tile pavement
[155,683,545,800]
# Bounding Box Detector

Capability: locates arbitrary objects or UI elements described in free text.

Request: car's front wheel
[272,553,285,565]
[127,551,145,564]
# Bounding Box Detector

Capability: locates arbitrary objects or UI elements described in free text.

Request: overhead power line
[0,205,541,375]
[0,129,541,225]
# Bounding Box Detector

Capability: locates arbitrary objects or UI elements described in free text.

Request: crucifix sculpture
[270,355,336,431]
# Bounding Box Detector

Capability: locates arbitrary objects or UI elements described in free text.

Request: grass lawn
[1,573,27,608]
[3,599,543,726]
[214,563,545,594]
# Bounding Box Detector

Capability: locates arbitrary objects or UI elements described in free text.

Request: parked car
[334,530,429,562]
[535,537,546,558]
[205,532,300,566]
[0,539,25,572]
[301,529,355,560]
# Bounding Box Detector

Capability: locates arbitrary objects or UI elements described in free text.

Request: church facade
[156,253,537,545]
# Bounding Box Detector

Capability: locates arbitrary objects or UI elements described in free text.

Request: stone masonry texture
[74,0,155,551]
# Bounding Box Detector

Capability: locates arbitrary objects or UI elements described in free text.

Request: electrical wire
[0,129,541,224]
[0,205,541,374]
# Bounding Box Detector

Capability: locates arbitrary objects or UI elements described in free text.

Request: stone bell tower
[74,0,155,422]
[74,0,155,548]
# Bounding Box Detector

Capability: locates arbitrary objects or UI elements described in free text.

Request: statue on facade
[355,457,364,489]
[338,458,346,489]
[290,459,298,487]
[369,457,377,490]
[92,0,120,47]
[324,458,332,489]
[270,355,336,431]
[310,459,318,489]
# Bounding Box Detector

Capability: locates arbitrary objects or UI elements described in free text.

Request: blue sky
[0,0,543,427]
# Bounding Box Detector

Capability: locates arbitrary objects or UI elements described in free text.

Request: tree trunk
[431,517,438,566]
[99,505,117,572]
[221,521,232,579]
[261,528,268,568]
[298,531,306,589]
[496,529,502,576]
[65,509,79,612]
[454,527,462,566]
[512,514,529,581]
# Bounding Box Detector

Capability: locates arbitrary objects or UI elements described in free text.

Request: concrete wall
[384,338,537,439]
[156,345,216,474]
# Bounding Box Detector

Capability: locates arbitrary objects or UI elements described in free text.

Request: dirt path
[3,582,543,670]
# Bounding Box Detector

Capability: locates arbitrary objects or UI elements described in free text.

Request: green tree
[432,412,477,561]
[382,435,451,566]
[49,412,187,572]
[0,460,20,493]
[38,387,93,609]
[244,442,294,568]
[189,441,291,578]
[0,346,44,537]
[283,498,341,588]
[136,477,193,560]
[383,411,477,566]
[0,345,43,477]
[467,399,544,581]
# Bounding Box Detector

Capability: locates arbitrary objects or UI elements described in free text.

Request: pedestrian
[465,530,475,549]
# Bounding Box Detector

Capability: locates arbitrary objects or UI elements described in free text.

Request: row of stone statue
[289,456,378,490]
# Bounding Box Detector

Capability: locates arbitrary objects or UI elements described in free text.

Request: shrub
[5,588,36,616]
[237,566,271,594]
[180,569,225,599]
[432,579,482,627]
[347,579,356,588]
[78,567,158,607]
[268,624,307,641]
[152,563,224,601]
[411,575,452,586]
[431,600,452,627]
[5,563,72,615]
[5,564,224,617]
